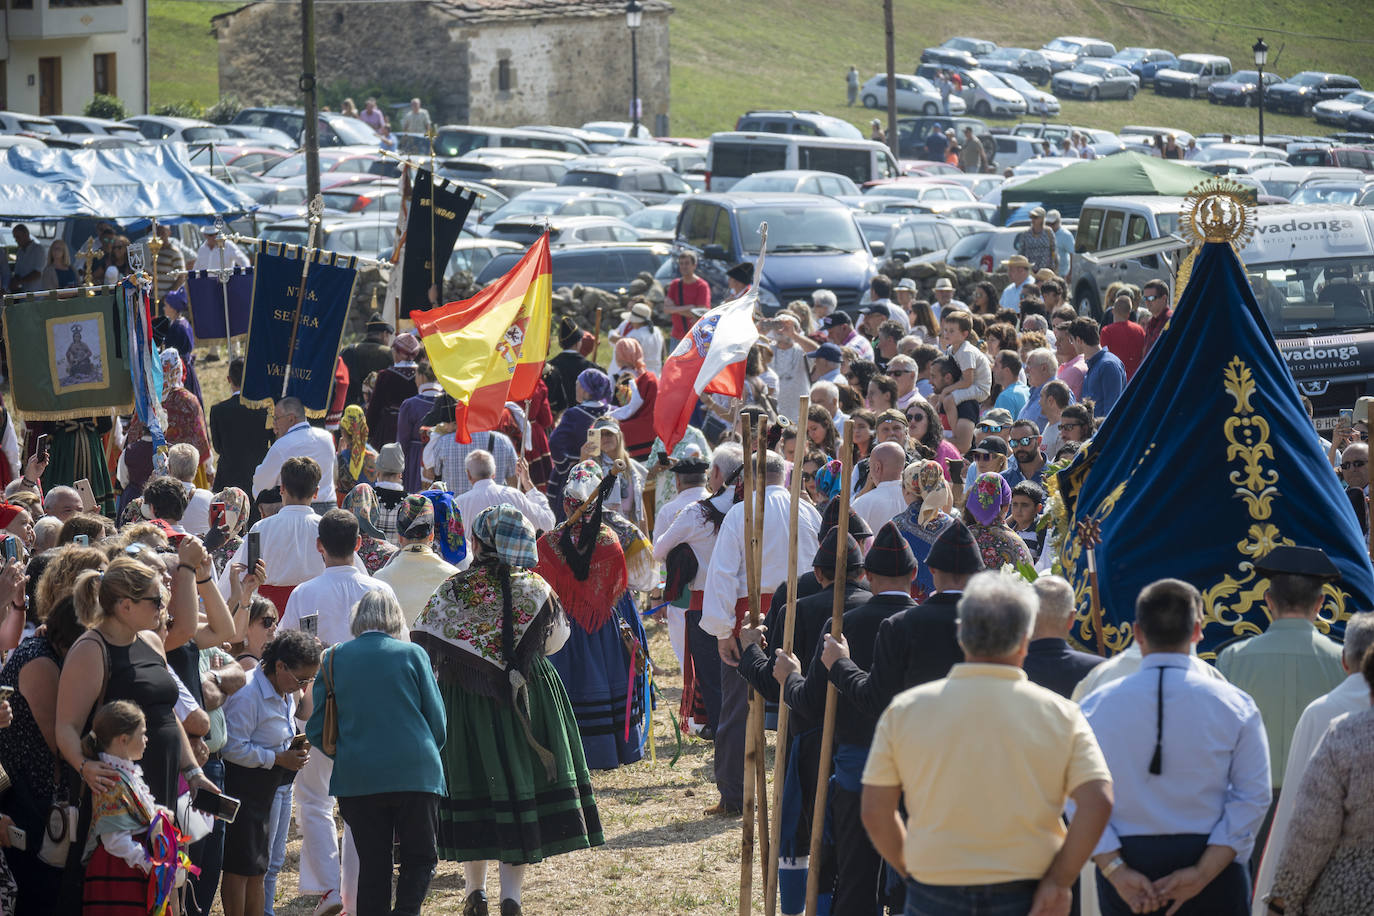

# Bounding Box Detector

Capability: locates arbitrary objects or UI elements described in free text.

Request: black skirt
[221,762,284,877]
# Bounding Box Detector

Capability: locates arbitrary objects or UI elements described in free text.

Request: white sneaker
[312,890,344,916]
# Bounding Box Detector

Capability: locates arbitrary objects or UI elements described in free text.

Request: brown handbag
[320,648,339,756]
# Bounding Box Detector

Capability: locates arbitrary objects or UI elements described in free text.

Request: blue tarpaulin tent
[0,145,257,223]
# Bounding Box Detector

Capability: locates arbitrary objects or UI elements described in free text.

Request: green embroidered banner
[3,291,134,421]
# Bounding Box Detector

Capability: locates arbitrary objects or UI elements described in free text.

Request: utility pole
[884,0,897,158]
[302,0,321,203]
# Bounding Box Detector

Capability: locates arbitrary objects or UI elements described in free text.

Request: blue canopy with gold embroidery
[1055,239,1374,656]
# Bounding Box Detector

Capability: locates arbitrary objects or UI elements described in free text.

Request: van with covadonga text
[705,132,900,192]
[1072,197,1374,427]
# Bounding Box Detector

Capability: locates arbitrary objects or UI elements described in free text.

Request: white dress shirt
[195,238,250,271]
[1250,672,1371,915]
[373,544,459,625]
[850,479,908,540]
[216,505,367,596]
[0,419,18,480]
[252,422,338,504]
[653,492,730,593]
[280,565,400,648]
[180,482,215,536]
[222,666,297,770]
[654,484,709,543]
[607,321,664,375]
[454,477,555,553]
[701,484,821,639]
[770,344,810,426]
[1079,653,1271,860]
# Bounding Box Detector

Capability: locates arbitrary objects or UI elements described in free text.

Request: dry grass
[228,621,771,916]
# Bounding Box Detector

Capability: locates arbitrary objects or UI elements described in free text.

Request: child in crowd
[936,310,992,453]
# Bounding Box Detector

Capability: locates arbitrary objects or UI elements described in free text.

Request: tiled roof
[434,0,672,23]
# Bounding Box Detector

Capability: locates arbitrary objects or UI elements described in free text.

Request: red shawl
[534,522,627,632]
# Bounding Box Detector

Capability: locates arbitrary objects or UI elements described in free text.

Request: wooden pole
[592,306,604,351]
[752,417,771,881]
[765,395,808,916]
[739,419,760,916]
[804,422,854,916]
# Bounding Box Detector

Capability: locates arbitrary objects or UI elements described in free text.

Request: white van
[705,132,900,192]
[1074,196,1374,426]
[1152,54,1233,98]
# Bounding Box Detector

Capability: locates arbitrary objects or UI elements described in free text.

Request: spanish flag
[412,234,552,443]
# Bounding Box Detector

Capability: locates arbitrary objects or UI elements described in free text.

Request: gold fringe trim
[10,401,133,423]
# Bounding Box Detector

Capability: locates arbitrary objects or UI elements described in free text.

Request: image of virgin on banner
[240,243,358,417]
[185,266,254,342]
[399,171,476,320]
[2,291,134,421]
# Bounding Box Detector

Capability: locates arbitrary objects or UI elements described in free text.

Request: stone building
[212,0,672,131]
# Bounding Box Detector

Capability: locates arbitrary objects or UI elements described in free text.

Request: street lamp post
[625,1,643,138]
[1253,37,1269,147]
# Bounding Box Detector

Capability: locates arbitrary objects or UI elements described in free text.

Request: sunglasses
[1143,293,1165,302]
[1341,459,1368,470]
[1008,436,1038,447]
[1059,421,1083,431]
[135,594,165,610]
[977,424,1006,433]
[257,616,279,628]
[889,369,912,376]
[971,451,998,460]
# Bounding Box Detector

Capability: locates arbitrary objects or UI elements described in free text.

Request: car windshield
[1250,256,1374,333]
[260,226,310,247]
[999,73,1034,92]
[485,195,566,222]
[183,127,231,142]
[262,155,308,179]
[1044,39,1084,53]
[1290,185,1360,205]
[971,70,1009,89]
[627,208,678,231]
[1229,71,1261,85]
[1112,49,1146,62]
[1174,59,1206,74]
[1287,72,1324,87]
[986,48,1022,61]
[560,171,620,189]
[732,176,804,192]
[735,205,864,254]
[328,117,380,145]
[1259,178,1302,199]
[1074,61,1112,76]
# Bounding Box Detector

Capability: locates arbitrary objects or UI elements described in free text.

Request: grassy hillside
[149,0,1374,139]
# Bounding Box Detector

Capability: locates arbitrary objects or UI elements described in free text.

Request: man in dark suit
[209,357,272,496]
[821,519,984,717]
[339,312,395,408]
[1022,575,1105,698]
[775,521,919,916]
[544,317,599,415]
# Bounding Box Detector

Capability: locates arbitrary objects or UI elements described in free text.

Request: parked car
[1207,70,1284,106]
[859,73,965,115]
[580,121,654,140]
[1013,123,1115,145]
[1153,54,1234,98]
[48,115,143,140]
[601,142,707,175]
[486,214,641,246]
[996,73,1061,117]
[862,178,978,207]
[479,187,645,227]
[659,193,878,312]
[919,47,979,71]
[939,173,1005,199]
[899,159,964,176]
[232,107,381,148]
[729,169,862,196]
[440,153,570,197]
[625,202,685,241]
[319,184,403,216]
[123,116,231,144]
[519,125,625,155]
[1288,180,1374,207]
[936,37,998,58]
[1110,48,1179,85]
[920,226,1023,273]
[979,47,1052,85]
[218,124,298,150]
[732,110,864,139]
[433,125,590,158]
[1265,72,1363,116]
[1039,37,1117,73]
[1248,165,1364,199]
[1118,125,1196,147]
[991,134,1046,169]
[1313,91,1374,127]
[558,159,693,205]
[189,145,290,176]
[0,111,60,138]
[1193,143,1287,163]
[1344,105,1374,136]
[478,241,673,295]
[261,215,395,257]
[1052,60,1140,101]
[260,146,397,182]
[916,66,1027,117]
[706,132,900,191]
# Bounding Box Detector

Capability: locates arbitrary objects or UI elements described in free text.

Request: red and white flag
[653,287,759,451]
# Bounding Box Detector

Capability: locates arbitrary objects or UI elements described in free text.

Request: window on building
[498,59,512,92]
[93,53,116,97]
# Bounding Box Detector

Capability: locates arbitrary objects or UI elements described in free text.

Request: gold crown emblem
[1181,177,1255,249]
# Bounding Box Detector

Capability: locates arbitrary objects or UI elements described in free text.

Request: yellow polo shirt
[863,663,1111,885]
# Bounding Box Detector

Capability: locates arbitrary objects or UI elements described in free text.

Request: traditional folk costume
[535,461,649,770]
[32,414,116,515]
[158,289,203,406]
[336,405,378,497]
[82,753,193,916]
[546,369,612,519]
[365,333,421,451]
[341,483,399,575]
[892,460,955,603]
[411,505,603,869]
[965,472,1036,571]
[160,349,212,489]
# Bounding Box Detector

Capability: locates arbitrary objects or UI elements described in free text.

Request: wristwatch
[1099,856,1125,879]
[210,670,223,690]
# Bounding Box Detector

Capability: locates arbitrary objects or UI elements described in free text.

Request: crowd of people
[0,227,1365,916]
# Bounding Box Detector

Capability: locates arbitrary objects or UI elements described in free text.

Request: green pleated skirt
[436,656,605,864]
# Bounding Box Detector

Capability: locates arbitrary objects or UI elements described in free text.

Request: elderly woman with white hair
[305,589,447,916]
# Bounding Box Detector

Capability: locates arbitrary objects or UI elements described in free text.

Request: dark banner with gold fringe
[240,243,357,418]
[2,289,134,421]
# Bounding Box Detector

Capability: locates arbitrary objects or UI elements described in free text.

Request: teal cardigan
[305,631,447,798]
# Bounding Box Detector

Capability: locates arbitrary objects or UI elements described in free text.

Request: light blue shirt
[1019,383,1047,430]
[995,381,1030,418]
[222,666,297,770]
[1079,653,1271,859]
[999,279,1028,313]
[1053,226,1074,276]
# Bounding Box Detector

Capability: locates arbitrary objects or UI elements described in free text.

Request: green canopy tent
[998,152,1215,222]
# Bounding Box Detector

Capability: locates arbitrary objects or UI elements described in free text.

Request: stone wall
[214,2,670,131]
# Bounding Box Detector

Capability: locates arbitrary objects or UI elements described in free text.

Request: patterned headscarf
[614,338,646,373]
[338,405,369,481]
[903,459,952,526]
[396,494,435,540]
[392,331,421,360]
[160,348,184,390]
[213,486,250,536]
[966,471,1013,526]
[562,459,604,516]
[473,504,538,569]
[812,458,843,501]
[343,483,385,539]
[421,489,467,565]
[576,368,612,404]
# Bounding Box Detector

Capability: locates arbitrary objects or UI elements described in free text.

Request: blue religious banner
[1053,182,1374,656]
[184,266,253,343]
[241,242,357,418]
